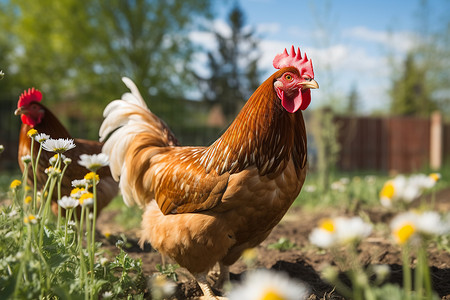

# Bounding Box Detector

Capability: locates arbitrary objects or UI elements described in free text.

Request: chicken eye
[285,74,293,81]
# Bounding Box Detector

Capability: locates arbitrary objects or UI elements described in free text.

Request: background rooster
[100,46,318,298]
[15,89,118,216]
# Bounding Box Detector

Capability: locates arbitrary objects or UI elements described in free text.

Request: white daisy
[70,187,86,199]
[57,196,80,209]
[229,269,308,300]
[72,179,88,188]
[415,211,449,236]
[309,216,372,248]
[330,181,346,192]
[150,274,177,298]
[24,214,38,225]
[380,173,442,207]
[335,217,373,244]
[78,153,109,172]
[102,291,113,299]
[380,175,418,207]
[49,154,67,166]
[390,211,420,245]
[45,166,61,177]
[79,192,94,207]
[34,133,50,143]
[390,210,449,245]
[41,138,76,153]
[21,155,32,165]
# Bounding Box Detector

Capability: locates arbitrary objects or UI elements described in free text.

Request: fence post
[430,111,442,170]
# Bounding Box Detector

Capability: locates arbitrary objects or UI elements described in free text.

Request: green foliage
[0,0,214,139]
[390,52,435,117]
[389,0,450,117]
[0,203,144,299]
[196,3,261,122]
[0,138,146,299]
[267,237,296,252]
[310,108,341,193]
[297,171,390,209]
[155,263,179,282]
[371,283,440,300]
[103,247,146,298]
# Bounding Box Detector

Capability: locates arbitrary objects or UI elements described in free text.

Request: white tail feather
[100,77,174,206]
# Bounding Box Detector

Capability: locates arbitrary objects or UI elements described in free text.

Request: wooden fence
[335,112,448,173]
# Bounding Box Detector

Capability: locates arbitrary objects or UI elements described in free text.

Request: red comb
[18,88,42,108]
[273,45,314,78]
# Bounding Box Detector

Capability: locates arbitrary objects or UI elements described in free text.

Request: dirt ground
[96,188,450,299]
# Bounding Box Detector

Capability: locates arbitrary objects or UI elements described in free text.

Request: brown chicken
[15,88,118,216]
[100,46,318,298]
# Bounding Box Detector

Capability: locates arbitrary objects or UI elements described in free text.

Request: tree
[347,83,360,115]
[389,0,449,117]
[1,0,213,136]
[390,52,435,116]
[197,4,260,122]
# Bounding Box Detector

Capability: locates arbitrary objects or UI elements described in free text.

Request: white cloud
[187,21,415,113]
[255,22,281,35]
[345,26,417,53]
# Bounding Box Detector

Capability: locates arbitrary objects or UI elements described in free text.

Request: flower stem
[402,245,412,300]
[39,177,57,247]
[64,209,69,246]
[78,206,86,284]
[91,173,98,242]
[57,162,69,227]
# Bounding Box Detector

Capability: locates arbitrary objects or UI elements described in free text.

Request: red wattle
[21,114,37,126]
[299,89,311,110]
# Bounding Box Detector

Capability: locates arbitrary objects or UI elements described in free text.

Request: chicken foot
[195,273,222,300]
[212,262,229,290]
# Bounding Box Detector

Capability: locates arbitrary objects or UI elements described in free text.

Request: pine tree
[347,83,360,115]
[197,4,260,122]
[390,52,435,116]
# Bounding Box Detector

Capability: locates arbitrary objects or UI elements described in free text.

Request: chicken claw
[195,273,222,299]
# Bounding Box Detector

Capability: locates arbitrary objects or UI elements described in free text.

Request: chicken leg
[195,273,219,299]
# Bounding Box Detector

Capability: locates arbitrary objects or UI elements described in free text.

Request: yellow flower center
[27,129,38,137]
[10,179,22,189]
[261,289,285,300]
[380,181,395,199]
[429,173,441,182]
[24,196,32,204]
[84,172,99,182]
[320,219,335,232]
[79,192,94,205]
[24,214,36,224]
[71,187,85,195]
[395,223,416,244]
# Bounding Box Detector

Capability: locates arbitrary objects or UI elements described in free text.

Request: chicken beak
[299,79,319,90]
[14,107,23,115]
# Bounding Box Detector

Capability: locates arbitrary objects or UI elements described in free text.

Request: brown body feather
[18,104,118,216]
[106,67,308,273]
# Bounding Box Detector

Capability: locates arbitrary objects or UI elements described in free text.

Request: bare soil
[96,188,450,299]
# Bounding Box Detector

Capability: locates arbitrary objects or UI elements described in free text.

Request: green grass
[102,195,142,231]
[296,166,450,210]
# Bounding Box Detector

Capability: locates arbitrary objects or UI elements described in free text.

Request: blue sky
[191,0,449,113]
